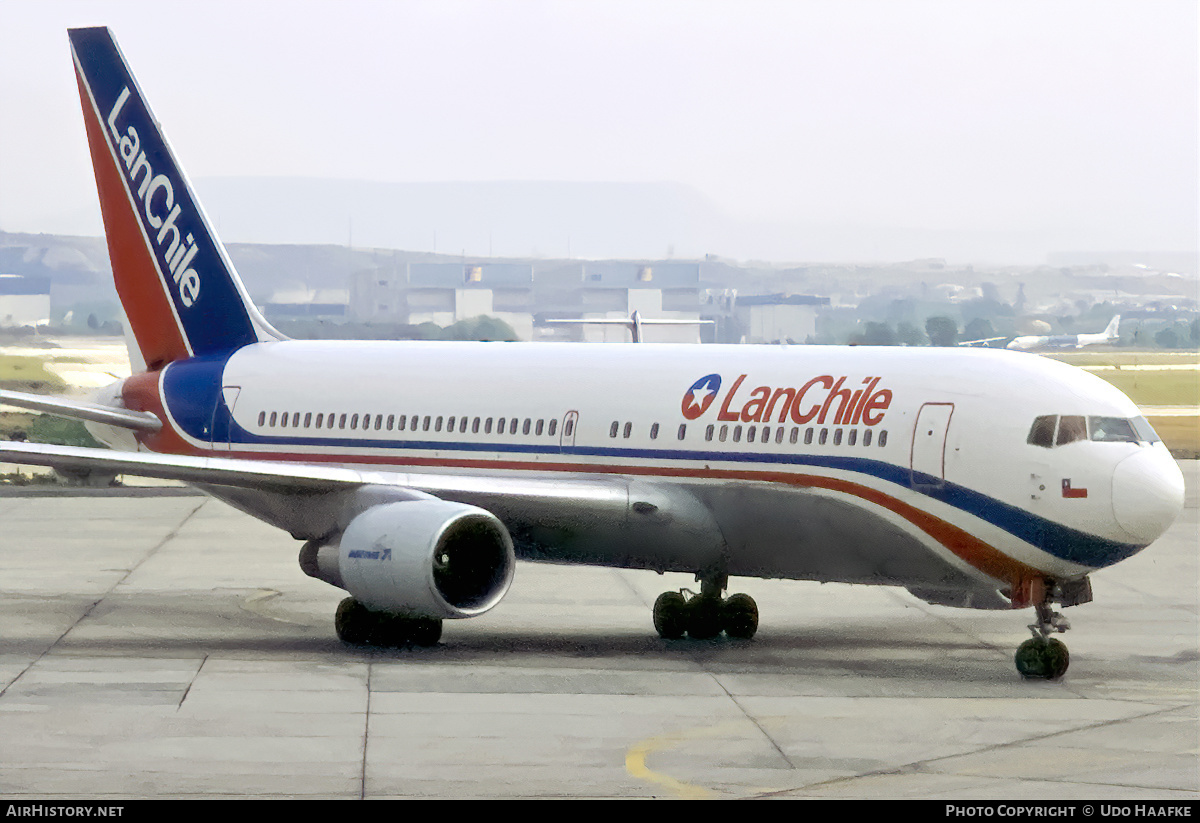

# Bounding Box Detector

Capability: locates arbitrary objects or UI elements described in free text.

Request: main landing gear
[653,572,759,641]
[334,597,443,648]
[1014,582,1072,680]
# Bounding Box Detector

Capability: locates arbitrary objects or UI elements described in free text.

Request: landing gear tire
[1015,637,1069,680]
[686,597,723,640]
[722,593,759,640]
[653,592,688,639]
[334,597,443,648]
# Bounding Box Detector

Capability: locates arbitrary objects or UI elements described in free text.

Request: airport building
[0,274,51,327]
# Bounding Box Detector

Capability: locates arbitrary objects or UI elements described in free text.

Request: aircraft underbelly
[693,484,983,588]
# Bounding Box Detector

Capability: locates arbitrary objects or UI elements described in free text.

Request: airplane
[1006,315,1121,351]
[959,316,1122,351]
[0,27,1185,680]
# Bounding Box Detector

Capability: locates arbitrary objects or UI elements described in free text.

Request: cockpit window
[1028,415,1056,448]
[1131,415,1162,443]
[1056,415,1087,446]
[1029,413,1160,448]
[1089,416,1139,443]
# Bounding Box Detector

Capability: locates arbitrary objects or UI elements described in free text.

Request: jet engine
[301,499,515,619]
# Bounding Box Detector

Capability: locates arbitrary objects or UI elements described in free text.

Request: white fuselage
[124,340,1182,594]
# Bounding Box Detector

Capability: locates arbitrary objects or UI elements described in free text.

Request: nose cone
[1112,448,1185,544]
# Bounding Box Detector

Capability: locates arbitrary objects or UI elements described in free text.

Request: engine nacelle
[303,499,515,619]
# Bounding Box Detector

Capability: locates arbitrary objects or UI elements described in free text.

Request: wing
[1,388,161,432]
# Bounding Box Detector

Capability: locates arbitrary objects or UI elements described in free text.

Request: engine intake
[302,499,515,619]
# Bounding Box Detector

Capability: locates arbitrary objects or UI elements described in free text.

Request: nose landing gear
[653,572,759,641]
[1014,581,1072,680]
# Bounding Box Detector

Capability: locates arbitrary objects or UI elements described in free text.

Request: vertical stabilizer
[68,27,279,371]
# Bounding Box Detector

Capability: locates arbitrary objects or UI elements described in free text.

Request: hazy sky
[1,0,1196,262]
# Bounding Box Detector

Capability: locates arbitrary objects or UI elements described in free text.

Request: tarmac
[0,463,1196,800]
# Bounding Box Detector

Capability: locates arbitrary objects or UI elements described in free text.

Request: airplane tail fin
[1104,315,1121,340]
[68,27,280,372]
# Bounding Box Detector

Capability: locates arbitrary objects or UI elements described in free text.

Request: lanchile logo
[105,87,202,308]
[681,373,894,426]
[681,374,723,419]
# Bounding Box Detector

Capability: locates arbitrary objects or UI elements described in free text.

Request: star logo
[681,374,722,420]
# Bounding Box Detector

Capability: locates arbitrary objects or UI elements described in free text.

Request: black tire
[722,593,759,640]
[335,597,374,645]
[653,591,688,639]
[686,597,723,640]
[1015,637,1070,679]
[407,617,443,647]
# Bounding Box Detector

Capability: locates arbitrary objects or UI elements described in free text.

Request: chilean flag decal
[1062,479,1088,499]
[682,374,722,419]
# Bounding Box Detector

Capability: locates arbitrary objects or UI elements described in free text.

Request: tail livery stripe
[69,27,263,365]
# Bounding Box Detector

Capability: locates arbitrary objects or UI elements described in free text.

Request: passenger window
[523,418,531,435]
[747,426,756,443]
[879,431,888,447]
[863,429,872,446]
[848,429,857,446]
[258,411,266,427]
[1057,415,1086,446]
[610,421,619,438]
[818,428,828,445]
[498,418,506,434]
[719,425,728,442]
[650,423,659,440]
[304,413,312,428]
[623,422,632,438]
[447,416,455,431]
[472,417,480,434]
[706,424,714,442]
[386,414,394,430]
[423,416,431,431]
[435,416,444,432]
[833,429,843,446]
[398,415,407,431]
[339,414,347,429]
[790,427,798,444]
[485,418,493,434]
[460,417,468,433]
[732,426,742,443]
[316,413,324,429]
[563,419,573,437]
[375,415,383,430]
[677,424,686,440]
[1028,415,1056,448]
[804,428,814,445]
[548,419,557,436]
[349,414,358,430]
[281,412,289,427]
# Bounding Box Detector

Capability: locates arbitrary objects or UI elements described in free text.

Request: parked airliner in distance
[960,316,1122,351]
[0,28,1185,680]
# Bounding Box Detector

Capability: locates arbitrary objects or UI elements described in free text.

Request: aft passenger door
[910,402,954,489]
[211,386,241,451]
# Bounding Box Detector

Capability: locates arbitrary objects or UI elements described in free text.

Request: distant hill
[195,178,730,261]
